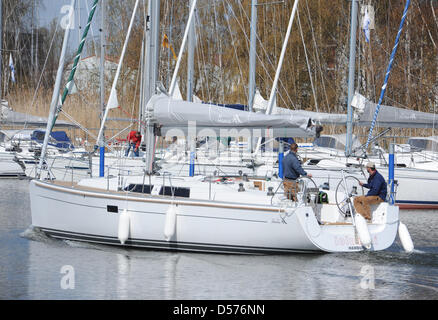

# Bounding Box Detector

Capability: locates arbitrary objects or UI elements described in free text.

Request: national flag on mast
[363,7,371,43]
[9,54,16,83]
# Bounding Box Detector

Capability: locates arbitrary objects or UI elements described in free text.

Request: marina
[1,0,438,302]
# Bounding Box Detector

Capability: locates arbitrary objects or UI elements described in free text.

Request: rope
[365,0,411,149]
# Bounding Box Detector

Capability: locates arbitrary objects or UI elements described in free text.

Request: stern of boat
[294,202,399,252]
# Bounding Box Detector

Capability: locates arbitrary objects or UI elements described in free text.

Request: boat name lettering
[334,235,359,247]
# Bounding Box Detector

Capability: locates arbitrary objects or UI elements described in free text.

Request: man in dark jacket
[282,143,312,201]
[354,162,387,220]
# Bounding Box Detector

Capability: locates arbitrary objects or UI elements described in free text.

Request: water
[0,179,437,300]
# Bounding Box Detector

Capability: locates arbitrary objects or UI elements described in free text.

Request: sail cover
[273,108,347,125]
[253,89,347,125]
[352,92,438,128]
[1,100,76,128]
[148,94,316,138]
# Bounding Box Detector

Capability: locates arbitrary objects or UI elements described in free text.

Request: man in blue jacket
[282,143,312,201]
[354,162,387,220]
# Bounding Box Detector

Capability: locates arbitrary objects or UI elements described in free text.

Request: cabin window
[314,137,336,149]
[408,139,427,151]
[307,159,321,165]
[125,184,154,194]
[159,186,190,198]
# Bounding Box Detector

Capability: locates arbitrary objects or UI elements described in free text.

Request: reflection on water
[0,179,437,299]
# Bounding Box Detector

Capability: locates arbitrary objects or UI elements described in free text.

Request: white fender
[398,222,414,253]
[354,214,372,250]
[118,209,130,245]
[164,205,178,241]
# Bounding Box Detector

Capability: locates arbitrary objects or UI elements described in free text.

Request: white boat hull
[0,152,26,178]
[29,180,399,254]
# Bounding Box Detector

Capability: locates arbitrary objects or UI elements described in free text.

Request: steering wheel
[296,176,318,203]
[298,175,318,189]
[335,175,364,217]
[276,176,317,203]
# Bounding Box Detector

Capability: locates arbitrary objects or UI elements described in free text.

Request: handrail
[271,180,285,205]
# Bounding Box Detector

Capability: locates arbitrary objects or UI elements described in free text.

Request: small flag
[363,7,371,43]
[9,54,16,83]
[162,34,177,61]
[107,87,119,109]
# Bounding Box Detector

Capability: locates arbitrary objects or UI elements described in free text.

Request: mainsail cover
[148,94,315,137]
[0,100,76,127]
[273,108,347,125]
[353,92,438,128]
[254,90,347,125]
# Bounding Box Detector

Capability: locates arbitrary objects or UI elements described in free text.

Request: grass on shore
[4,84,140,149]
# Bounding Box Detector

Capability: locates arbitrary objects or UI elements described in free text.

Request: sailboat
[28,0,408,254]
[0,97,83,178]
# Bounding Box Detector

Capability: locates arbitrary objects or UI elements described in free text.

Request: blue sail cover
[31,130,74,150]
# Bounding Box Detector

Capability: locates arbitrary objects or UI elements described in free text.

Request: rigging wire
[195,8,212,102]
[212,0,226,104]
[304,0,330,112]
[225,0,297,110]
[26,20,61,129]
[221,0,247,104]
[297,9,320,118]
[232,0,298,110]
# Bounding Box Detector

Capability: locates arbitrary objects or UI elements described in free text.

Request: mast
[145,0,160,103]
[31,0,34,85]
[0,0,2,98]
[247,0,257,152]
[99,0,106,177]
[140,2,151,138]
[145,0,198,173]
[37,0,77,178]
[138,38,145,130]
[186,0,196,102]
[248,0,257,112]
[345,0,358,157]
[144,0,161,173]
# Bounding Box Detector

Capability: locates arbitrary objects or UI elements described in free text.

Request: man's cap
[366,162,376,169]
